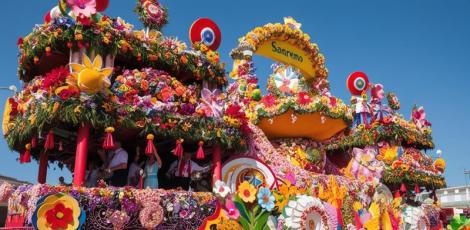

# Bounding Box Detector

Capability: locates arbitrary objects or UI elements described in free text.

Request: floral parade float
[0,0,448,229]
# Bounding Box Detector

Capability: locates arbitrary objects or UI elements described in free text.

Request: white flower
[212,180,231,198]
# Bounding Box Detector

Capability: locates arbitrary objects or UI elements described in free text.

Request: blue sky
[0,0,469,186]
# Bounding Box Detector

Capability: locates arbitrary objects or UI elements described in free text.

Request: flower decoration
[280,195,330,230]
[257,187,275,212]
[109,210,130,230]
[67,0,97,18]
[42,66,70,90]
[213,180,231,198]
[224,197,240,220]
[237,181,257,203]
[272,64,300,96]
[198,88,224,118]
[34,193,83,230]
[69,54,113,94]
[135,0,168,30]
[46,203,74,229]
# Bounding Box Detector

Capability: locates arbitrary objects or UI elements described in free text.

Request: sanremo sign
[256,40,316,78]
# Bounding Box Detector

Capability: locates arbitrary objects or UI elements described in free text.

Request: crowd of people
[80,141,210,190]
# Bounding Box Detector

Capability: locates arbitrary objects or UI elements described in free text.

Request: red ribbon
[44,130,54,150]
[196,141,205,159]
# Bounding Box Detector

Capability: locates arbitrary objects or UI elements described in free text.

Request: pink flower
[67,0,96,17]
[179,209,189,218]
[297,92,312,105]
[261,94,276,107]
[224,198,240,220]
[284,171,297,185]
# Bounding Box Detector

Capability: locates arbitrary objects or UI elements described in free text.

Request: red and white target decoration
[347,71,370,96]
[189,18,222,50]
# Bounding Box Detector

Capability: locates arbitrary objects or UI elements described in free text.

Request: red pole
[38,152,48,184]
[73,124,90,187]
[212,145,222,186]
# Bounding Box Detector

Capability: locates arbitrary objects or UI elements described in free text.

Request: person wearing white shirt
[105,141,128,187]
[167,151,208,190]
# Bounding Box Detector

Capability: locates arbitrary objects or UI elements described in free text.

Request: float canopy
[257,110,347,141]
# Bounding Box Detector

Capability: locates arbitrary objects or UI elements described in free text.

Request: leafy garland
[17,15,226,86]
[325,121,434,151]
[253,94,353,124]
[382,167,446,189]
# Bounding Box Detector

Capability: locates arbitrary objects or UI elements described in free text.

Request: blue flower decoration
[257,187,275,212]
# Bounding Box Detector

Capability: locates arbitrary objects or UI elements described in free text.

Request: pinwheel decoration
[273,65,300,95]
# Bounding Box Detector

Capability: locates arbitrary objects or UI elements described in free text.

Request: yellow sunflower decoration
[69,54,113,94]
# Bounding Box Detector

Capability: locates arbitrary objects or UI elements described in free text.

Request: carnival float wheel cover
[257,109,348,141]
[280,195,330,230]
[221,156,278,191]
[402,206,429,230]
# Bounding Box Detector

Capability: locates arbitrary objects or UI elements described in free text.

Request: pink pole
[38,152,48,184]
[73,124,90,187]
[212,145,222,186]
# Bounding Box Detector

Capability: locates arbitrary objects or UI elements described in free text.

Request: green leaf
[254,211,269,230]
[238,216,251,230]
[234,197,250,222]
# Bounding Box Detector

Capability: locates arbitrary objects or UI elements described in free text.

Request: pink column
[37,152,48,184]
[212,145,222,186]
[73,124,90,187]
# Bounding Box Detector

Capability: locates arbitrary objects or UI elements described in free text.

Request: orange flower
[180,55,188,64]
[159,86,173,102]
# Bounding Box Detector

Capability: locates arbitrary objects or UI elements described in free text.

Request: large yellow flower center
[56,211,64,219]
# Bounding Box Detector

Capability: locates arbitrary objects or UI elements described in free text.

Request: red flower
[45,202,73,229]
[76,14,92,26]
[159,86,173,102]
[57,87,80,100]
[297,92,312,105]
[42,66,70,90]
[261,94,276,107]
[17,37,24,46]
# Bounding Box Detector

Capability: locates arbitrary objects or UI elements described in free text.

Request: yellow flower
[29,114,37,125]
[237,181,257,203]
[69,54,113,94]
[74,106,81,113]
[102,103,113,112]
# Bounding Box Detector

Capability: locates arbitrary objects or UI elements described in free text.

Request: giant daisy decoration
[69,54,113,94]
[280,195,331,230]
